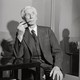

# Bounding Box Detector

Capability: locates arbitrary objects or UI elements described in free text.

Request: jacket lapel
[23,28,35,55]
[23,26,45,56]
[37,26,44,50]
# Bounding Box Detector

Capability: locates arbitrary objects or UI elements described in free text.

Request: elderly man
[14,6,63,80]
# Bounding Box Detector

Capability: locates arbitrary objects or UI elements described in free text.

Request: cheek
[34,16,37,21]
[25,15,30,20]
[32,18,37,23]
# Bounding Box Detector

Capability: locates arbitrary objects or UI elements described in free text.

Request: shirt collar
[29,24,37,36]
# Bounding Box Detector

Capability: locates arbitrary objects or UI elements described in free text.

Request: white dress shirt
[29,24,37,36]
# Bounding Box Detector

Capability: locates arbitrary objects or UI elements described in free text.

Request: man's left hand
[50,66,63,80]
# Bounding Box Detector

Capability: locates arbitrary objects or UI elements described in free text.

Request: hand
[50,66,63,80]
[17,21,28,42]
[17,21,28,35]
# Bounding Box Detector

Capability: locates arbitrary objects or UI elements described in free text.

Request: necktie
[31,30,37,42]
[31,30,40,57]
[31,30,45,63]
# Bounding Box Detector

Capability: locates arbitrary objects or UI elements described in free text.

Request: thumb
[50,68,54,77]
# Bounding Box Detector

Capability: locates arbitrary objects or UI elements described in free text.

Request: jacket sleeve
[48,28,63,69]
[14,31,31,64]
[14,32,24,58]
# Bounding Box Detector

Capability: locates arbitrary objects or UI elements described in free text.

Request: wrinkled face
[24,8,37,26]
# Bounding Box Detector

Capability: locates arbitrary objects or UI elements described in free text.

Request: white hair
[21,6,37,20]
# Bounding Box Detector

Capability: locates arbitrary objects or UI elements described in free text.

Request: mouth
[27,20,34,24]
[28,19,34,22]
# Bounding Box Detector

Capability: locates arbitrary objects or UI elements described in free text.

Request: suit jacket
[14,26,63,68]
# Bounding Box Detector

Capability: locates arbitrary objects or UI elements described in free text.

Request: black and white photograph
[0,0,80,80]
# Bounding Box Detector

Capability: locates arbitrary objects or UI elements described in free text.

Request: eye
[32,11,35,15]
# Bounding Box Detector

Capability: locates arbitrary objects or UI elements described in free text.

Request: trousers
[22,62,56,80]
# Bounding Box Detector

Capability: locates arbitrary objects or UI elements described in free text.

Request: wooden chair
[0,62,40,80]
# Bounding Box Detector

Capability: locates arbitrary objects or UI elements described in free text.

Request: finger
[20,21,26,25]
[52,71,56,80]
[57,74,59,80]
[60,73,63,80]
[50,71,53,77]
[43,74,46,79]
[50,69,54,77]
[17,25,25,31]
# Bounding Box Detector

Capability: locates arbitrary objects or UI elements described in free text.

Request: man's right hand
[17,21,28,35]
[17,21,28,42]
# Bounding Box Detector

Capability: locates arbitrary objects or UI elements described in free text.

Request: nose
[30,14,33,19]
